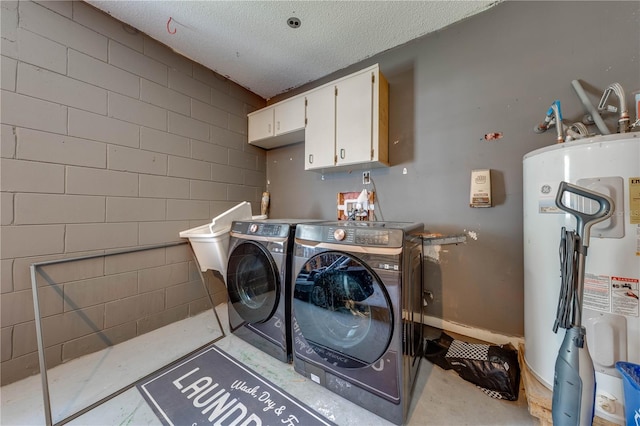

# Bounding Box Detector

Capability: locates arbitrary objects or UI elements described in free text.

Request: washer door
[227,241,279,324]
[293,251,393,368]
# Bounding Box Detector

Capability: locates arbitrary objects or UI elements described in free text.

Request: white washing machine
[291,221,424,425]
[523,133,640,424]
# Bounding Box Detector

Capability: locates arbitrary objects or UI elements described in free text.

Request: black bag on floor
[424,332,520,401]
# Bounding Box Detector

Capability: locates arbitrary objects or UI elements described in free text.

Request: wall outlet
[362,171,371,185]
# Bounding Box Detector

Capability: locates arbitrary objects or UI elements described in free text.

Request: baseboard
[422,315,524,348]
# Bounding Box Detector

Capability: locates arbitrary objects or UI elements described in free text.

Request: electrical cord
[369,176,384,221]
[553,227,580,333]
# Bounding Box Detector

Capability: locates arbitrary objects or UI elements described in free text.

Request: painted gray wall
[265,1,640,337]
[0,0,265,385]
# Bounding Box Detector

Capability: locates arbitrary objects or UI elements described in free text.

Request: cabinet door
[274,96,305,135]
[305,85,336,170]
[335,70,373,166]
[248,107,275,142]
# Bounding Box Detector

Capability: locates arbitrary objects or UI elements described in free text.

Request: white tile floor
[1,304,535,426]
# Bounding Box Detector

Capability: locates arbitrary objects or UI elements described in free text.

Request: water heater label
[537,182,561,213]
[584,273,640,317]
[611,276,639,317]
[584,273,610,313]
[630,177,640,225]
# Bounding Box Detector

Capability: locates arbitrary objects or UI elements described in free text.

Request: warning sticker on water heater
[584,274,640,317]
[611,276,639,317]
[583,273,610,313]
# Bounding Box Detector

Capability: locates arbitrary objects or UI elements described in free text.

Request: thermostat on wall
[470,169,492,208]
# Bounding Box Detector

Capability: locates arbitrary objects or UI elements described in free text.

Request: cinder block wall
[0,0,266,385]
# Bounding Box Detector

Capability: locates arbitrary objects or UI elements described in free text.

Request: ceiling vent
[287,17,301,28]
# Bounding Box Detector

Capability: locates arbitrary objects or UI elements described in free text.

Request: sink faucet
[534,100,564,143]
[598,82,629,133]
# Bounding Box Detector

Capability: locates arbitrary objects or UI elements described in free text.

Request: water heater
[523,133,640,424]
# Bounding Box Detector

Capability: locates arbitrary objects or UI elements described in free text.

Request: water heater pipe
[598,82,629,133]
[534,100,565,143]
[571,79,610,135]
[565,122,590,141]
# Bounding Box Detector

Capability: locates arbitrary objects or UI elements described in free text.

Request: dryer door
[227,241,280,324]
[293,251,393,369]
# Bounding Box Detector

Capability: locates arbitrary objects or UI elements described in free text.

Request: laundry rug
[137,345,336,426]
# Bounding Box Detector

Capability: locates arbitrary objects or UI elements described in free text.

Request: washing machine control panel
[327,227,393,246]
[296,222,417,247]
[355,230,391,245]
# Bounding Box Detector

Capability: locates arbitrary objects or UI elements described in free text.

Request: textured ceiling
[87,1,500,99]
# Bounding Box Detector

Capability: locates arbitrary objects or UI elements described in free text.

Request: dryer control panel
[231,221,289,238]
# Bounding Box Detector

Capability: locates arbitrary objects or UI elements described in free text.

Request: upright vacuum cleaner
[552,181,614,426]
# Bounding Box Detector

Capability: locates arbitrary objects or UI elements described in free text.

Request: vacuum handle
[555,181,614,247]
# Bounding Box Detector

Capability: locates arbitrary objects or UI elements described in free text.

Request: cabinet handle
[276,121,280,131]
[268,123,271,133]
[340,148,345,159]
[309,154,313,164]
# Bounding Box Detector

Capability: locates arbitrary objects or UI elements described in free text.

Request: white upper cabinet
[336,67,387,168]
[248,108,275,142]
[247,64,389,172]
[248,95,306,149]
[274,96,306,135]
[304,85,336,169]
[305,64,389,171]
